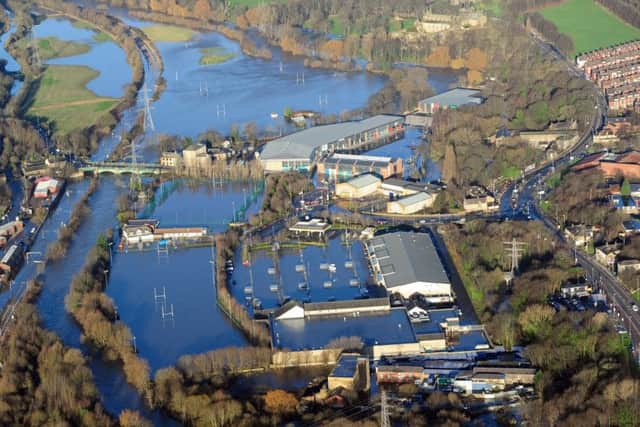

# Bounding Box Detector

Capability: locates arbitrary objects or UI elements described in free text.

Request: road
[500,34,640,359]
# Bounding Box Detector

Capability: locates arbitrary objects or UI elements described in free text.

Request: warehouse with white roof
[366,231,452,302]
[335,173,381,199]
[386,192,436,214]
[259,115,404,173]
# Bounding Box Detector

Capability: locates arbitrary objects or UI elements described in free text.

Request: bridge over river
[79,161,170,176]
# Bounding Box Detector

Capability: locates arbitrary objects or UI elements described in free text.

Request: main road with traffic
[503,46,640,360]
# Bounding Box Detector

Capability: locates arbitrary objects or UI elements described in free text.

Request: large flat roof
[343,174,381,189]
[323,153,395,167]
[260,115,402,161]
[272,307,416,350]
[330,354,360,378]
[369,231,450,288]
[419,88,484,108]
[393,192,431,207]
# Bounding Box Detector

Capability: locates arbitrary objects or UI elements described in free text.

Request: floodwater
[118,14,388,137]
[230,236,375,311]
[143,179,263,231]
[107,246,248,371]
[34,18,131,98]
[367,127,441,181]
[0,5,458,424]
[0,9,22,95]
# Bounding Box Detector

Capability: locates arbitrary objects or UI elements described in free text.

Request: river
[0,6,458,424]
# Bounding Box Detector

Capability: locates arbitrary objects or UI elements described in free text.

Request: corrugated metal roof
[419,88,484,108]
[260,115,402,160]
[343,174,381,189]
[371,231,450,288]
[393,192,431,207]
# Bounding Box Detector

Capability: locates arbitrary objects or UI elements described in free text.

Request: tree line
[45,177,98,262]
[525,12,574,55]
[443,220,640,425]
[597,0,640,30]
[65,229,153,400]
[0,279,154,426]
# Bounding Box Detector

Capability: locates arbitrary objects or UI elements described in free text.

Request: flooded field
[34,17,131,97]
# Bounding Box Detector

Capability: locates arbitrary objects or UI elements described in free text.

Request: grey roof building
[418,88,484,114]
[367,231,452,301]
[259,115,404,173]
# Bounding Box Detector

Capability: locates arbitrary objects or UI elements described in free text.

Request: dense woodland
[0,281,115,426]
[548,169,624,241]
[526,12,574,55]
[444,220,640,425]
[597,0,640,29]
[249,171,314,226]
[430,24,595,189]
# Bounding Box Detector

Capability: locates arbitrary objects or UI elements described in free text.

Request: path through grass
[26,65,118,134]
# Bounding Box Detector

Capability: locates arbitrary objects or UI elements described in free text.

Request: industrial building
[288,218,331,238]
[0,221,23,248]
[386,192,436,214]
[317,153,403,181]
[122,219,207,244]
[380,178,433,197]
[33,177,61,199]
[335,174,381,199]
[327,354,370,392]
[259,115,404,173]
[273,298,391,320]
[271,306,419,356]
[571,150,640,179]
[366,231,452,301]
[270,298,422,358]
[418,88,484,114]
[0,244,23,282]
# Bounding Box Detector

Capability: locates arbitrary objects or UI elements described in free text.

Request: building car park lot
[265,230,500,364]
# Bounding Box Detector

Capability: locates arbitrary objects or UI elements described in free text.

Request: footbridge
[80,161,170,176]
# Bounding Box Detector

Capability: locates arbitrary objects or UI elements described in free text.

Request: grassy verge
[92,32,113,42]
[199,47,235,65]
[541,0,640,55]
[142,24,195,42]
[501,165,522,179]
[26,65,118,134]
[443,233,485,315]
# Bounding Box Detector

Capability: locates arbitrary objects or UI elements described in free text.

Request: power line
[503,238,527,287]
[381,388,391,427]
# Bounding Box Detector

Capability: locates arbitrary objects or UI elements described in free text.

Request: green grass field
[71,19,112,42]
[541,0,640,55]
[27,65,118,134]
[199,47,235,65]
[24,37,90,61]
[142,25,196,42]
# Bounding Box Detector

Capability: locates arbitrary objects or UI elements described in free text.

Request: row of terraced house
[577,40,640,112]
